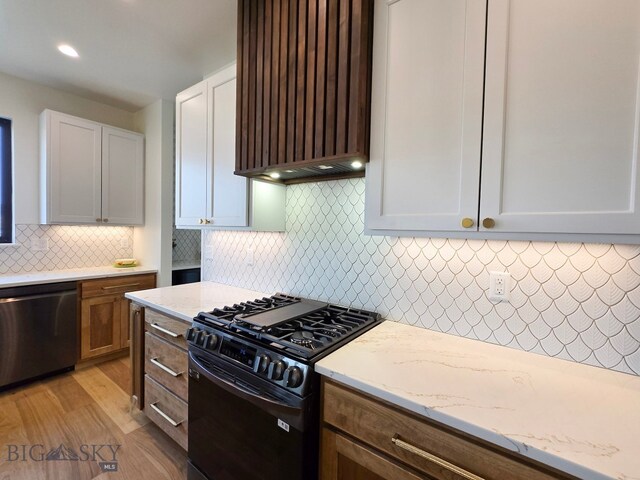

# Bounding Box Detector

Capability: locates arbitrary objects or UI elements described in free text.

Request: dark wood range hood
[235,0,374,184]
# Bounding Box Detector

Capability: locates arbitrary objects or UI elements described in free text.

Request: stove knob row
[283,366,303,388]
[268,360,286,380]
[254,354,271,374]
[186,327,218,351]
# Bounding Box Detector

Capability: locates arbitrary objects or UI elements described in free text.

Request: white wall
[0,71,137,224]
[133,99,174,286]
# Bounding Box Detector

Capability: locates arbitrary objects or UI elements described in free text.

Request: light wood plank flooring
[0,357,187,480]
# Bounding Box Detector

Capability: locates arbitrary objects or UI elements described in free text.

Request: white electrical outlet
[246,248,254,266]
[120,237,129,248]
[204,245,215,260]
[30,237,49,252]
[489,271,511,302]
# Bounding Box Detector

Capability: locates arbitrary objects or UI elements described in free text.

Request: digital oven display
[220,339,257,368]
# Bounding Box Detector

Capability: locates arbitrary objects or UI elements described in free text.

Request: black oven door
[187,349,318,480]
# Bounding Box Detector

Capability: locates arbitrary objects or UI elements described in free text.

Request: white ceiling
[0,0,237,111]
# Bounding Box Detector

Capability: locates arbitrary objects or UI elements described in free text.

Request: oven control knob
[284,366,303,388]
[186,327,199,342]
[254,354,271,373]
[268,360,286,380]
[203,333,218,350]
[195,330,206,346]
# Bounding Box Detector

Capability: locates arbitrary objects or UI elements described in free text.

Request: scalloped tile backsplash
[203,178,640,375]
[0,224,133,274]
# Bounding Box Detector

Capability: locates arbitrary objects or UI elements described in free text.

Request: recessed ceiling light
[58,44,79,58]
[318,165,333,170]
[269,172,281,179]
[351,160,363,170]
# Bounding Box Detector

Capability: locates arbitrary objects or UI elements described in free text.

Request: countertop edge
[0,267,158,289]
[125,292,195,323]
[315,366,613,480]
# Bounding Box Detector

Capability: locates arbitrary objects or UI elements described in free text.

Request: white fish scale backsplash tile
[203,178,640,375]
[0,225,133,274]
[173,227,201,263]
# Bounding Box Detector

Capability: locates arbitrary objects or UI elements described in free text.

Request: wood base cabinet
[79,273,156,361]
[321,380,576,480]
[130,304,190,451]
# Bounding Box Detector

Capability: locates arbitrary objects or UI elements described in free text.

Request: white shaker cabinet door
[208,66,249,227]
[45,112,102,224]
[175,81,211,227]
[481,0,640,234]
[101,127,144,225]
[366,0,486,232]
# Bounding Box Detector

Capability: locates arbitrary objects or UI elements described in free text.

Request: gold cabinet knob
[96,218,102,223]
[204,219,212,225]
[482,217,495,229]
[461,218,474,228]
[103,218,108,223]
[199,218,204,224]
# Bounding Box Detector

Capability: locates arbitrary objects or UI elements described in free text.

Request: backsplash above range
[0,225,133,274]
[203,179,640,376]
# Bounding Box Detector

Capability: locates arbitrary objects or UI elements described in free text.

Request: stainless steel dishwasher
[0,281,78,389]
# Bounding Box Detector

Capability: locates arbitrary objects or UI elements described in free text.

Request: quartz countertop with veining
[0,265,158,289]
[316,321,640,480]
[125,281,271,323]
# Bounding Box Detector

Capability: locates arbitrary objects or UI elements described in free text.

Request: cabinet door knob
[205,219,212,225]
[461,218,474,228]
[102,218,108,223]
[96,218,102,223]
[199,218,203,224]
[482,217,495,229]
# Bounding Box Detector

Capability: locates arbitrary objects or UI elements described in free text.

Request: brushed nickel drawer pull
[150,358,183,377]
[391,435,484,480]
[149,402,183,427]
[102,282,141,290]
[149,322,182,338]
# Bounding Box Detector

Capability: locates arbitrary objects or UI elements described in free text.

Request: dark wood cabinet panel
[236,0,374,183]
[79,273,157,361]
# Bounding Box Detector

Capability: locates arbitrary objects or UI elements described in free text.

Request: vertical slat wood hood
[235,0,374,183]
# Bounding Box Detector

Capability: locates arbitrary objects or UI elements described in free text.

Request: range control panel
[187,323,311,396]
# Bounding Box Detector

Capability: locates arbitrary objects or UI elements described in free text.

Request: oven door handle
[189,351,302,415]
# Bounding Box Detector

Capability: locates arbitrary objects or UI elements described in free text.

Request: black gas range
[186,293,382,480]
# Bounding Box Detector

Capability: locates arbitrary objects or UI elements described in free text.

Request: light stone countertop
[316,321,640,480]
[0,265,158,289]
[125,281,271,323]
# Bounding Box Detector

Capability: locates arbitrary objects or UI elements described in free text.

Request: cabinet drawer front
[80,273,156,298]
[144,309,189,349]
[144,374,188,450]
[323,381,569,480]
[144,332,188,401]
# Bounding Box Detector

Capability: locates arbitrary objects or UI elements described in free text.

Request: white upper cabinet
[41,110,144,225]
[366,0,486,232]
[175,81,210,227]
[175,64,285,231]
[366,0,640,239]
[101,127,144,225]
[481,0,640,234]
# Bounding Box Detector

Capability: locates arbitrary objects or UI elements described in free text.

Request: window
[0,117,13,244]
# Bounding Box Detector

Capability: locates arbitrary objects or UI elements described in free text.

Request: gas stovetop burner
[289,331,316,348]
[195,293,382,360]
